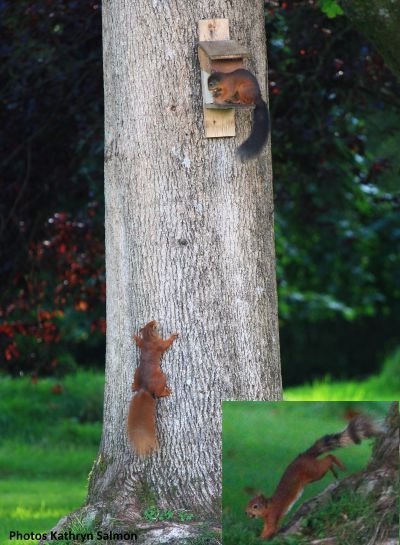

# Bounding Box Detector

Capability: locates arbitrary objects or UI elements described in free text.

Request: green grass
[0,440,98,479]
[0,371,103,545]
[284,377,398,400]
[0,480,88,544]
[0,357,398,545]
[302,479,399,545]
[0,371,104,441]
[285,348,400,401]
[222,401,391,545]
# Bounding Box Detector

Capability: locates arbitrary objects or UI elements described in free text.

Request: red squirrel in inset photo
[207,69,270,161]
[245,415,382,539]
[127,320,178,457]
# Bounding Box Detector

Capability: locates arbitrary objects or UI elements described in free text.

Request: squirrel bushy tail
[237,98,269,161]
[305,415,382,457]
[127,390,157,457]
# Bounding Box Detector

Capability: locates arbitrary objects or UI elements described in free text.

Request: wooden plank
[198,18,230,41]
[204,108,236,137]
[198,19,235,138]
[205,103,255,110]
[198,40,249,60]
[198,48,212,73]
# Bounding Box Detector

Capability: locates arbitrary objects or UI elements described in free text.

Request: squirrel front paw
[159,386,172,397]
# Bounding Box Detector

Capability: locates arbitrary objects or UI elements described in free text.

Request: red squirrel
[127,320,178,457]
[245,415,381,539]
[207,69,270,161]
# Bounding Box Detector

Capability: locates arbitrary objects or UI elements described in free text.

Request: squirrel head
[140,320,159,339]
[245,494,270,518]
[207,72,223,91]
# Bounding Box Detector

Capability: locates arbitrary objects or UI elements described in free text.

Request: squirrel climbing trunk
[127,320,178,457]
[127,390,157,457]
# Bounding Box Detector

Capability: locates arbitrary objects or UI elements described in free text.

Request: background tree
[48,0,281,539]
[0,0,105,375]
[267,1,400,383]
[337,0,400,77]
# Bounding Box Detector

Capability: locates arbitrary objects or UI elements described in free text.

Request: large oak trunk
[50,1,281,541]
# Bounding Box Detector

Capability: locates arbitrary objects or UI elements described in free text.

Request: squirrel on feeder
[208,69,270,161]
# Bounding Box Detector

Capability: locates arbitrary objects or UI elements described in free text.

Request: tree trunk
[368,401,399,471]
[47,0,281,541]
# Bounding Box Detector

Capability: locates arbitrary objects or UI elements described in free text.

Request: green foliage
[143,505,194,523]
[319,0,344,18]
[143,506,174,522]
[47,517,98,545]
[300,482,398,544]
[337,0,400,78]
[1,0,399,388]
[0,371,104,444]
[177,511,195,522]
[0,0,105,376]
[304,488,371,537]
[265,2,400,383]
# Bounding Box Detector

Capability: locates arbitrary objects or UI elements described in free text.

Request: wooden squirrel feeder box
[198,19,252,138]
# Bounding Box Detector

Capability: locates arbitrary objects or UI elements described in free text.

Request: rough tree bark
[47,1,281,542]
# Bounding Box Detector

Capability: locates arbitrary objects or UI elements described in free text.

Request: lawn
[0,361,397,545]
[0,478,88,544]
[285,376,399,401]
[0,372,103,545]
[285,348,400,401]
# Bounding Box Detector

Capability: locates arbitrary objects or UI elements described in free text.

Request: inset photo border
[222,401,399,544]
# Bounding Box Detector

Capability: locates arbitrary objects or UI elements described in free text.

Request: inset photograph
[222,401,399,544]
